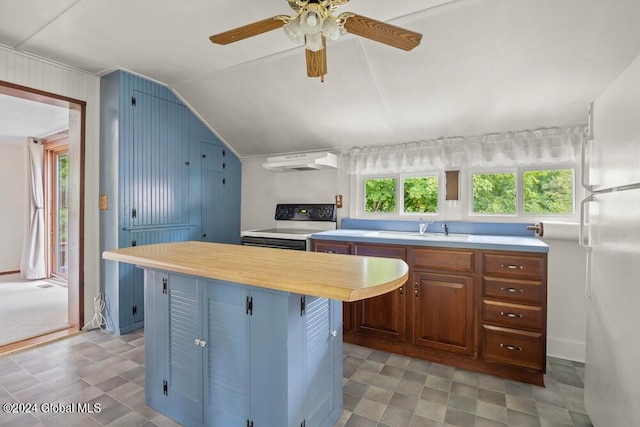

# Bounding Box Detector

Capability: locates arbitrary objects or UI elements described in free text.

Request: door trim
[0,79,86,331]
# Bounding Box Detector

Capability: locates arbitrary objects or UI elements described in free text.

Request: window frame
[464,163,578,221]
[357,172,443,219]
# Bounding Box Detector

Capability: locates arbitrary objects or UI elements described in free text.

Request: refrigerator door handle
[585,248,592,298]
[579,194,594,248]
[579,194,595,298]
[581,103,595,192]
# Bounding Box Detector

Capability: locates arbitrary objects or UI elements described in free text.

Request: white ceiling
[0,94,68,146]
[1,0,639,157]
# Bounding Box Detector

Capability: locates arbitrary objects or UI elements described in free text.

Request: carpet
[0,274,68,346]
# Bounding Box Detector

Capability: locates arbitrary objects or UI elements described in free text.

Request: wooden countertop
[103,241,408,302]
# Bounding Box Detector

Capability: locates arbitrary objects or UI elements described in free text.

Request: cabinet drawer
[483,253,545,280]
[483,277,543,305]
[482,325,544,370]
[482,300,543,331]
[313,241,352,254]
[412,248,474,273]
[354,244,406,260]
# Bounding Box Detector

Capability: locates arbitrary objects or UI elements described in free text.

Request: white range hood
[262,151,338,172]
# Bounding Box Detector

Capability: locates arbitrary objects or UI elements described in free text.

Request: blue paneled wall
[100,70,241,334]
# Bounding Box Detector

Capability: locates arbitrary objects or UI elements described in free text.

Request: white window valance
[348,126,587,175]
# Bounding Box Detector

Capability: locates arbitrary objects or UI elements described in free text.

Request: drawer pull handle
[500,343,522,351]
[500,311,523,318]
[501,287,524,293]
[325,250,337,253]
[501,264,524,270]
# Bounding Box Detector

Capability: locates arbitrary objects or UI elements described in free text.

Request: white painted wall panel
[0,145,27,272]
[0,46,100,325]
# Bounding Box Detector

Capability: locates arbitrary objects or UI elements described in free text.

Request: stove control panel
[274,204,336,221]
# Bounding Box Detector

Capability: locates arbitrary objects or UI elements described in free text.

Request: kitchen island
[103,241,409,427]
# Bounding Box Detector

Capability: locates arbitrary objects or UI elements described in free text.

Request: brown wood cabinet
[412,272,474,355]
[480,251,547,372]
[353,244,407,342]
[312,239,548,385]
[313,241,354,331]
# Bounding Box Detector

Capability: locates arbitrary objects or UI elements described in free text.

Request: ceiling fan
[209,0,423,81]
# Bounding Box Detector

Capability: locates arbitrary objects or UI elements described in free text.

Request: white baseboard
[547,337,586,363]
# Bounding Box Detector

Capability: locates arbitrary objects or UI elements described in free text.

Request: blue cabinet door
[131,91,190,227]
[166,274,204,421]
[303,297,343,427]
[203,280,250,426]
[201,142,241,244]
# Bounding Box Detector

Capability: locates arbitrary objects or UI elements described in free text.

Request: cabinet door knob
[331,330,337,337]
[199,340,207,347]
[194,339,201,346]
[414,282,419,297]
[399,286,403,296]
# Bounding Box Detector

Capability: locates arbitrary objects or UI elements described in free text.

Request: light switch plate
[99,195,108,210]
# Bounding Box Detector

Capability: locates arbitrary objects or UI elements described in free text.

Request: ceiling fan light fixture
[305,33,324,52]
[322,17,341,41]
[283,18,305,44]
[300,4,324,35]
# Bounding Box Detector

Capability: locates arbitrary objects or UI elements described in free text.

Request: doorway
[0,80,85,353]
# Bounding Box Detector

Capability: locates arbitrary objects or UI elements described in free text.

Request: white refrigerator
[581,53,640,426]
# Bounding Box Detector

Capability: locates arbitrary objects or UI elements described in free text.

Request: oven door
[240,236,308,251]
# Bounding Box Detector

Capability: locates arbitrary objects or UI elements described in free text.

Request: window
[472,172,516,215]
[403,176,439,214]
[470,167,575,217]
[364,175,439,215]
[364,177,396,213]
[523,169,574,214]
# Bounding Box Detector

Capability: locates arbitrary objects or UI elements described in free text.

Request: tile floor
[0,330,592,427]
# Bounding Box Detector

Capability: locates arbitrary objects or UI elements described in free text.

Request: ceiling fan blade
[210,17,286,45]
[306,37,327,80]
[343,14,422,51]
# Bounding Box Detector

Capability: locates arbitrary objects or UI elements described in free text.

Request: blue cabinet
[100,71,241,334]
[144,270,343,427]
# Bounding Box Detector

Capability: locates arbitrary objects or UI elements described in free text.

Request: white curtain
[21,137,46,279]
[349,126,587,175]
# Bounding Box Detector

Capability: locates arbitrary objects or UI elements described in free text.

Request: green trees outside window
[404,177,439,213]
[524,169,573,214]
[365,168,574,216]
[365,178,396,213]
[472,172,516,214]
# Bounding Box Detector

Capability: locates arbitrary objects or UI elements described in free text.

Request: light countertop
[311,229,549,253]
[103,241,409,302]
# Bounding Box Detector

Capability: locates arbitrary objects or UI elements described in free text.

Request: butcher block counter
[102,241,408,427]
[103,240,408,301]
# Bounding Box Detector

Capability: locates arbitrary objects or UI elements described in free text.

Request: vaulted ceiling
[1,0,639,157]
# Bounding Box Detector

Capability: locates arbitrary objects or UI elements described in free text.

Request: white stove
[241,203,337,250]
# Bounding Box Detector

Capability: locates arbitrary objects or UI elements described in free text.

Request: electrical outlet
[99,195,108,210]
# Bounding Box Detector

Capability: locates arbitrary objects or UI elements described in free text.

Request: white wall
[241,153,589,362]
[0,144,27,272]
[241,155,351,230]
[0,46,100,325]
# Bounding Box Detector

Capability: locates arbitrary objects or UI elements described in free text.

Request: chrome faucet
[442,223,449,236]
[419,218,433,234]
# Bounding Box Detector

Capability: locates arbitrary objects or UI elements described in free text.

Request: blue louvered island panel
[143,270,343,427]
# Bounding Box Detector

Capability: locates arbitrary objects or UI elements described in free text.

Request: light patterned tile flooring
[0,330,592,427]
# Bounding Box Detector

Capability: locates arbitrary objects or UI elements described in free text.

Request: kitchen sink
[363,230,471,241]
